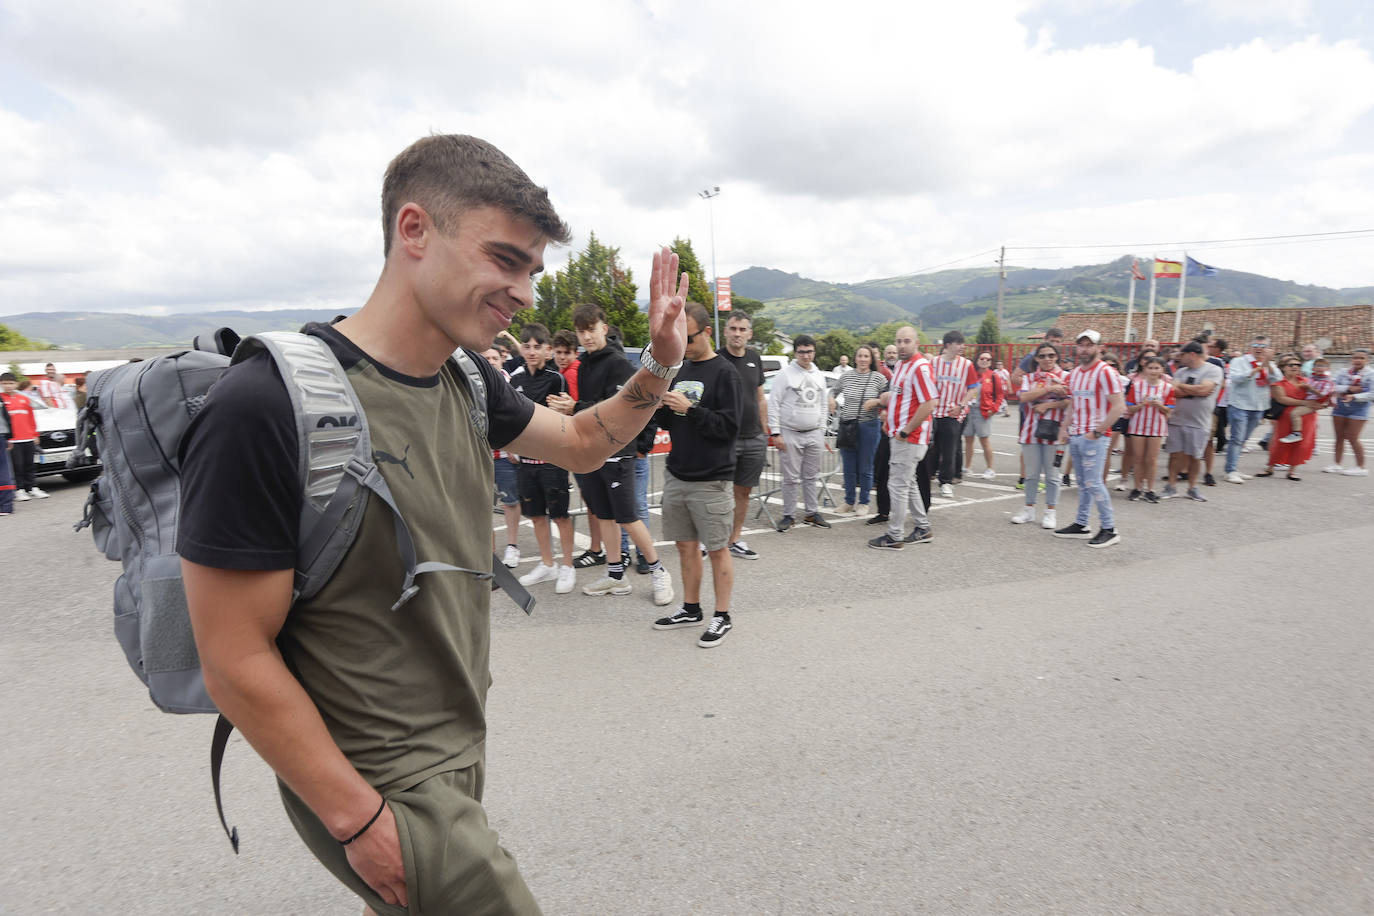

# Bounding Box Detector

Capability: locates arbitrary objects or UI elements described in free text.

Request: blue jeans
[1225,407,1264,473]
[1020,442,1061,508]
[840,418,881,505]
[620,455,651,556]
[1069,434,1114,529]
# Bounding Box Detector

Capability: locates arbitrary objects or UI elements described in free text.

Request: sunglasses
[686,328,708,343]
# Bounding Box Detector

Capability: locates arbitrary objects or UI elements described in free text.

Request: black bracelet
[340,797,387,847]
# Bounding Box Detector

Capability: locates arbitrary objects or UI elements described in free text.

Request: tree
[815,328,860,370]
[7,362,29,385]
[530,233,647,345]
[0,323,50,351]
[670,237,713,308]
[975,309,1003,345]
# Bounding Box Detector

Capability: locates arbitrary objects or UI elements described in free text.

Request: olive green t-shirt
[179,325,535,792]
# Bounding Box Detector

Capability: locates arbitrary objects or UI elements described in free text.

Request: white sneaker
[583,575,632,597]
[518,562,558,587]
[981,468,997,480]
[555,564,576,594]
[962,467,973,478]
[29,487,48,499]
[502,544,520,568]
[1225,471,1244,484]
[1041,509,1057,530]
[1010,505,1036,525]
[1343,466,1370,476]
[939,483,954,498]
[14,490,30,502]
[1323,464,1344,474]
[651,568,674,606]
[1278,432,1302,444]
[837,503,855,515]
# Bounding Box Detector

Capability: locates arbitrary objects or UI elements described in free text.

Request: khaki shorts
[280,762,541,915]
[660,475,734,550]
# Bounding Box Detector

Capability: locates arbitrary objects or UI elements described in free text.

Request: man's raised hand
[647,247,688,367]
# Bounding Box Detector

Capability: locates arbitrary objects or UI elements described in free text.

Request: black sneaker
[1142,490,1160,504]
[1127,488,1142,501]
[728,541,759,560]
[572,549,606,569]
[653,608,704,629]
[865,514,890,526]
[1259,438,1269,451]
[776,515,794,532]
[635,552,652,575]
[1087,528,1121,548]
[903,527,934,544]
[868,533,904,550]
[1203,473,1217,487]
[1176,471,1189,481]
[1061,474,1072,487]
[697,614,732,647]
[802,513,831,529]
[1053,522,1092,539]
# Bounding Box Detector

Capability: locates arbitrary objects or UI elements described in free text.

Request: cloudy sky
[3,0,1373,317]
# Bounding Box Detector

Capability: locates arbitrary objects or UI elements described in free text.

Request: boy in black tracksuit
[508,323,578,593]
[571,306,673,606]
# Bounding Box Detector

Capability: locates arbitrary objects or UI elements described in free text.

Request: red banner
[716,277,732,311]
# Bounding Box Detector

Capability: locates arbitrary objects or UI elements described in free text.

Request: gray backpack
[72,328,531,851]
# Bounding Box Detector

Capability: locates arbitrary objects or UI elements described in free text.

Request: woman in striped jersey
[1010,343,1069,529]
[1124,356,1174,503]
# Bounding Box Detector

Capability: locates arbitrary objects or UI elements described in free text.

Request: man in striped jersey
[1053,330,1126,548]
[930,331,980,497]
[869,326,938,550]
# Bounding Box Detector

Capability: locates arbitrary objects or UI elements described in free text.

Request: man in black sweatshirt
[571,304,674,606]
[651,303,743,647]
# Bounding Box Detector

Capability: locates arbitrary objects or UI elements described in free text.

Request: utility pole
[995,246,1006,336]
[699,186,721,342]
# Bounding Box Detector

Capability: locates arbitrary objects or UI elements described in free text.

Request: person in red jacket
[0,373,47,501]
[961,351,1002,480]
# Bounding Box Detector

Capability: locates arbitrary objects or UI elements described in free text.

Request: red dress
[1268,378,1317,468]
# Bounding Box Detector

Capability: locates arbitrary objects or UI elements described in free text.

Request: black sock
[608,562,625,579]
[715,610,730,619]
[683,602,701,614]
[648,559,663,573]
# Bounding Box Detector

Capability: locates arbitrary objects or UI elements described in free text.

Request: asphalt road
[2,416,1372,914]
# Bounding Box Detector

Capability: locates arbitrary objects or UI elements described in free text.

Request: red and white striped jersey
[1126,377,1175,437]
[1067,360,1125,436]
[930,354,979,418]
[1018,368,1069,444]
[887,355,939,444]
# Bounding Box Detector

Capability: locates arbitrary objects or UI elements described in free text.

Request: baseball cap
[1076,329,1101,344]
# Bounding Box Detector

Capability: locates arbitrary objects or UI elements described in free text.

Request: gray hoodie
[769,359,828,433]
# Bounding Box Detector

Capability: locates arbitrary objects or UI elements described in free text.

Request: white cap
[1077,329,1102,344]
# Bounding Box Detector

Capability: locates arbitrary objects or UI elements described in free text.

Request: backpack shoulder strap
[234,332,490,611]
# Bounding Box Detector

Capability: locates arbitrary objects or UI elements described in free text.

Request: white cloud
[2,0,1374,318]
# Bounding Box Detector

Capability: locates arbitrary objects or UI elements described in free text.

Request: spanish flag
[1153,258,1182,279]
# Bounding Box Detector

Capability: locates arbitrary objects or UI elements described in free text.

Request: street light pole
[699,186,721,342]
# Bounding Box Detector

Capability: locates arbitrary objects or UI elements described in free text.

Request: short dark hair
[572,304,606,330]
[942,330,964,346]
[552,329,578,351]
[684,302,711,332]
[1212,338,1228,352]
[519,322,550,345]
[1045,327,1064,339]
[380,134,572,257]
[725,312,752,325]
[0,372,14,382]
[793,334,816,350]
[1180,341,1204,355]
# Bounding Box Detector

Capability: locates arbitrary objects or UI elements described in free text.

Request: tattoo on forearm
[592,406,625,446]
[621,380,663,410]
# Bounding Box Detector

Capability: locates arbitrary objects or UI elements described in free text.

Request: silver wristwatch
[638,344,682,382]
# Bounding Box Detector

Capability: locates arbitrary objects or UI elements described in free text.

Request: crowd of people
[491,320,1374,625]
[0,362,84,515]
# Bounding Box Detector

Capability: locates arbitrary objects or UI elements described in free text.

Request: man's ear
[394,202,431,259]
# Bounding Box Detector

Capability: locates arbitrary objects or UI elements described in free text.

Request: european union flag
[1186,256,1218,277]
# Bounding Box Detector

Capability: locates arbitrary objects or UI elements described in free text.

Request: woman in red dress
[1258,357,1321,480]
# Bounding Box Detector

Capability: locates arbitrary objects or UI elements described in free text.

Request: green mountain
[732,257,1373,340]
[0,309,355,350]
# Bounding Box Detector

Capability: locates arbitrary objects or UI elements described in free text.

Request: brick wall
[1053,305,1374,353]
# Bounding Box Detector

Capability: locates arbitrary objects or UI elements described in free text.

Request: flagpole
[1146,256,1157,341]
[1173,250,1187,342]
[1125,265,1137,343]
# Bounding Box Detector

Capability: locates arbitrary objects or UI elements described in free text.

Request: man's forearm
[205,649,378,841]
[569,369,668,460]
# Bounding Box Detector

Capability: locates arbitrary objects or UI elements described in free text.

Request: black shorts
[517,462,570,518]
[733,435,767,488]
[575,458,638,523]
